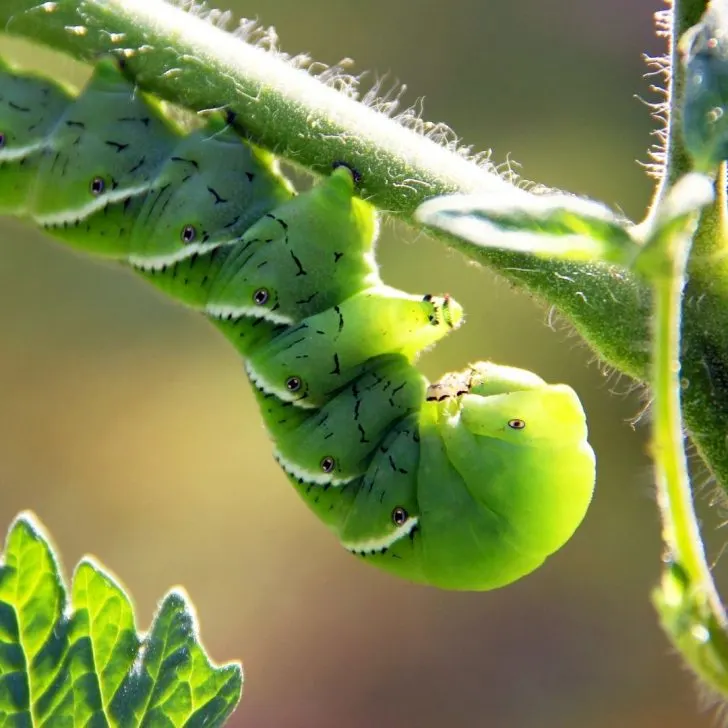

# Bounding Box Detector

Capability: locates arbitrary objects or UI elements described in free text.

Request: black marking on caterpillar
[290,250,306,275]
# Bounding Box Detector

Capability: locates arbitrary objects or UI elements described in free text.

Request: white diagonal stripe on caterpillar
[205,303,294,326]
[272,450,356,487]
[0,140,46,162]
[342,517,419,554]
[244,359,317,409]
[33,183,151,226]
[128,241,223,271]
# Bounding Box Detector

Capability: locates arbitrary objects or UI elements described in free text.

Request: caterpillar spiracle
[0,58,596,591]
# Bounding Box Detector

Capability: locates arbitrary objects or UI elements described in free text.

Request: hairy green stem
[652,222,710,582]
[650,200,728,699]
[648,0,728,699]
[2,0,728,494]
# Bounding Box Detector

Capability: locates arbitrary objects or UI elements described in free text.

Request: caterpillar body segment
[339,414,426,582]
[270,355,426,486]
[245,288,463,408]
[205,165,380,328]
[0,57,596,590]
[0,62,73,214]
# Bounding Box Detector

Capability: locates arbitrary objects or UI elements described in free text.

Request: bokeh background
[1,1,725,726]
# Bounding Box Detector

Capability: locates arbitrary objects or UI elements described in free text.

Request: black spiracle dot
[392,507,408,526]
[331,160,362,183]
[508,418,526,430]
[181,224,197,244]
[285,376,302,392]
[90,177,105,195]
[320,456,336,473]
[253,288,269,305]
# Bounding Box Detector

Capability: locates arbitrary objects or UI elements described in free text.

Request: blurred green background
[1,1,725,726]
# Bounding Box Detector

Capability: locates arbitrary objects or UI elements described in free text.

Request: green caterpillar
[0,57,596,591]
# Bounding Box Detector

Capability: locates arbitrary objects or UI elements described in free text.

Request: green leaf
[0,512,242,727]
[416,190,639,265]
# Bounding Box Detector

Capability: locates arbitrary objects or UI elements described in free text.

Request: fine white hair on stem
[167,0,524,188]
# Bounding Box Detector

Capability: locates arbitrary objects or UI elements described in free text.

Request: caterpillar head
[408,364,596,590]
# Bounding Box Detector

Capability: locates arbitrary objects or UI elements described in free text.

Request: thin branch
[649,192,728,701]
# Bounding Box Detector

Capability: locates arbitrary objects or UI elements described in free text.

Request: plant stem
[650,198,728,698]
[649,0,728,695]
[652,226,711,585]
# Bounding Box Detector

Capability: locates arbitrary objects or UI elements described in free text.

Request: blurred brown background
[1,1,725,727]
